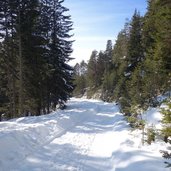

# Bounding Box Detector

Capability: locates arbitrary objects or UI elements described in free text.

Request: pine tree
[0,0,74,119]
[79,60,87,76]
[127,65,144,107]
[141,0,171,106]
[0,0,19,118]
[96,51,106,86]
[112,23,130,100]
[126,10,144,75]
[73,61,87,96]
[46,0,73,109]
[155,0,171,70]
[87,50,98,88]
[102,40,114,100]
[104,40,113,72]
[161,100,171,141]
[120,10,145,114]
[0,43,9,120]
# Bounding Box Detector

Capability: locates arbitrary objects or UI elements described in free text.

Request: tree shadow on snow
[112,149,166,171]
[21,142,113,171]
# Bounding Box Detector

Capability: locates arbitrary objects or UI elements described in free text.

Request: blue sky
[63,0,147,65]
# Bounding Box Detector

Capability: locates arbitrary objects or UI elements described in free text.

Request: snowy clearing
[0,98,170,171]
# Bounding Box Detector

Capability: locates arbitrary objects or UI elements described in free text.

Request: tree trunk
[18,9,24,116]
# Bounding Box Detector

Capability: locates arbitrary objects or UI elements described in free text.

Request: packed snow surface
[0,98,170,171]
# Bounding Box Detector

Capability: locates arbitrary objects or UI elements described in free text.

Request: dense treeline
[73,0,171,129]
[0,0,73,119]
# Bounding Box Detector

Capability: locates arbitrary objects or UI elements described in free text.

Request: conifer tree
[96,51,106,86]
[104,40,113,72]
[0,0,19,118]
[47,0,73,109]
[87,50,98,87]
[73,61,87,97]
[126,10,144,75]
[142,0,171,106]
[112,24,129,100]
[0,0,74,119]
[161,100,171,141]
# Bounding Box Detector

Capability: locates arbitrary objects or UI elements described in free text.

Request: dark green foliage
[117,1,170,116]
[46,0,73,111]
[160,150,171,168]
[154,0,171,72]
[73,61,87,97]
[141,0,171,106]
[146,127,156,144]
[126,10,144,74]
[160,150,171,159]
[117,10,144,114]
[104,40,113,72]
[97,51,106,86]
[87,50,98,88]
[72,0,171,129]
[0,0,73,119]
[112,25,129,101]
[161,100,171,139]
[127,116,138,128]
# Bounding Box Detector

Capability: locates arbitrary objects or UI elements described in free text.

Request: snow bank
[143,107,163,129]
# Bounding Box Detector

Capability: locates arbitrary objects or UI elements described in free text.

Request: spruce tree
[0,0,74,119]
[46,0,73,109]
[96,51,106,86]
[87,50,98,88]
[142,0,171,106]
[161,100,171,141]
[126,10,144,75]
[112,24,129,101]
[0,0,19,118]
[73,61,87,97]
[104,40,113,72]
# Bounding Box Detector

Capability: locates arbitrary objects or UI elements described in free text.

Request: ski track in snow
[0,98,170,171]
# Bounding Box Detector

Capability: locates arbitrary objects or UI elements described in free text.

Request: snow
[124,72,131,77]
[143,107,163,129]
[0,98,170,171]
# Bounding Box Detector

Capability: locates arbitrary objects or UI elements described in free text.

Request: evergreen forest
[0,0,171,167]
[73,0,171,136]
[0,0,73,119]
[0,0,170,140]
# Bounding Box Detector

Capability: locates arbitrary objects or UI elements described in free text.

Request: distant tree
[73,63,80,76]
[80,60,88,75]
[104,40,113,72]
[96,51,106,86]
[87,50,98,87]
[73,61,87,96]
[102,40,114,99]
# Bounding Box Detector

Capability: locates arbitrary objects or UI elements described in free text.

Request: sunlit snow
[0,98,170,171]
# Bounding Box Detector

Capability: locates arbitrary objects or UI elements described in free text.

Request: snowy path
[0,98,169,171]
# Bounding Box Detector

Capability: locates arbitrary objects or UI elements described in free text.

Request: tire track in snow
[19,108,97,170]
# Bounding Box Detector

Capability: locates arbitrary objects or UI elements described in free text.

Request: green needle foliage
[0,0,73,119]
[161,100,171,140]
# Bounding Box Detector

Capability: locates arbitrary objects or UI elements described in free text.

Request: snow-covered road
[0,98,169,171]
